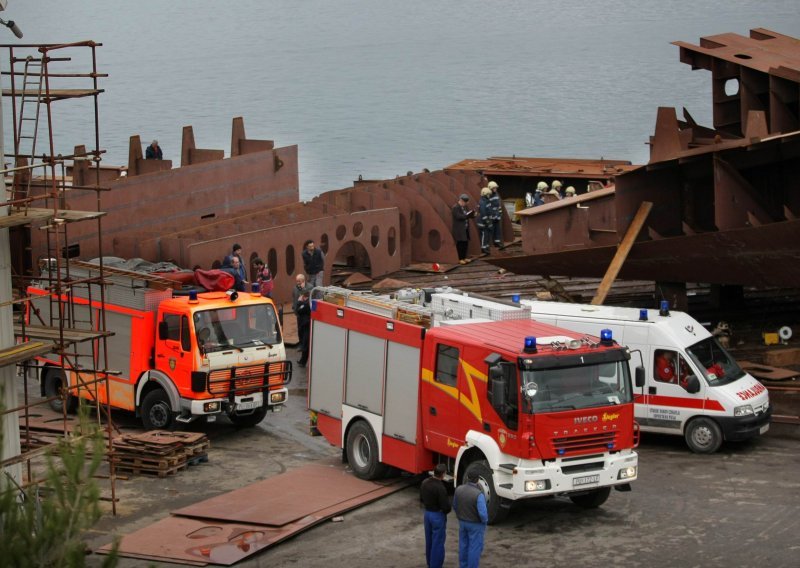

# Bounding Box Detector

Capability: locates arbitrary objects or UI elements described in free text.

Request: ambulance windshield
[686,337,744,386]
[193,304,281,353]
[522,361,632,413]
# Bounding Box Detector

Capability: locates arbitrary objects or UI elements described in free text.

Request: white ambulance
[521,300,771,453]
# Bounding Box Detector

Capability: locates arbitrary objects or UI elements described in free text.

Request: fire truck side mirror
[158,321,169,340]
[635,366,645,388]
[489,372,507,410]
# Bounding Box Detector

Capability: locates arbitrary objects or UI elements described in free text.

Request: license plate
[760,424,769,435]
[573,474,600,487]
[236,393,263,411]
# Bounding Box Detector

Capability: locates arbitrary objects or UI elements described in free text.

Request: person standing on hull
[302,240,325,288]
[145,139,162,160]
[477,187,493,255]
[451,193,476,264]
[420,464,451,568]
[487,180,503,248]
[453,469,488,568]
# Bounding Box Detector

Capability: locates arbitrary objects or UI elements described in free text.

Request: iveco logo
[574,416,598,425]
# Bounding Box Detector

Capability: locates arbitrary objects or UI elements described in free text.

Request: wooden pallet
[110,430,211,478]
[113,460,188,478]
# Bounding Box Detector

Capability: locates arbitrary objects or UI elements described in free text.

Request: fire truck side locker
[308,300,434,475]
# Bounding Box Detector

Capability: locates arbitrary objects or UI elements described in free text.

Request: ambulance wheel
[345,420,387,480]
[569,487,611,509]
[463,460,510,524]
[685,417,722,454]
[141,389,176,431]
[229,405,268,428]
[44,369,77,414]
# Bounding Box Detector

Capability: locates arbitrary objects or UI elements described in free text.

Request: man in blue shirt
[453,469,489,568]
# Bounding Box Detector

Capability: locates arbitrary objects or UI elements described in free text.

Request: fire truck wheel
[569,487,611,509]
[44,369,77,414]
[229,406,268,428]
[141,390,177,431]
[345,420,388,480]
[685,417,723,454]
[463,460,510,524]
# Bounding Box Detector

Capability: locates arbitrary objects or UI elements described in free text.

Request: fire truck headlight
[525,479,548,492]
[203,401,220,413]
[618,466,637,480]
[270,391,286,404]
[734,404,754,417]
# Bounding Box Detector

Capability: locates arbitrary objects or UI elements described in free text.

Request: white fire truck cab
[522,300,771,453]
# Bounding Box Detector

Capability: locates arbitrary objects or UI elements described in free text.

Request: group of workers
[525,179,577,208]
[450,181,505,264]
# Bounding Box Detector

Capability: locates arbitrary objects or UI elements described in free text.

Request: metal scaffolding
[0,40,118,514]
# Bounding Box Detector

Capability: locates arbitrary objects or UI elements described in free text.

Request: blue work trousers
[458,520,486,568]
[423,510,447,568]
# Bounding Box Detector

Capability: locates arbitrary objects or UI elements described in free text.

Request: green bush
[0,403,118,567]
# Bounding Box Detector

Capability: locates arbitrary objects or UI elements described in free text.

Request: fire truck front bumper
[494,450,639,501]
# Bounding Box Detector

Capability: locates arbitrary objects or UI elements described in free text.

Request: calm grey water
[3,1,799,199]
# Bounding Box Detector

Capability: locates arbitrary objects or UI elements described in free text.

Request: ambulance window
[181,316,191,351]
[435,344,459,387]
[163,313,181,342]
[654,349,678,384]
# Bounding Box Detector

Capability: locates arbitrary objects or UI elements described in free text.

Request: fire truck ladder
[13,55,45,204]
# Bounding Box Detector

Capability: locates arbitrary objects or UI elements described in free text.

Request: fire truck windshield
[193,304,281,353]
[522,361,632,413]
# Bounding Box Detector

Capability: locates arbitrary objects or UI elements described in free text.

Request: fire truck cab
[308,288,641,522]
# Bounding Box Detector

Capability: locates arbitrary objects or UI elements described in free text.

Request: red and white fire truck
[307,288,641,522]
[26,262,291,429]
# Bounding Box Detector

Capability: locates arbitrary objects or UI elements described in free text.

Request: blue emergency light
[188,290,198,304]
[600,328,613,346]
[523,336,537,353]
[639,308,648,321]
[659,300,670,316]
[251,282,260,294]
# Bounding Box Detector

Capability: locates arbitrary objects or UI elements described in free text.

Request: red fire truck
[307,288,641,522]
[26,263,291,429]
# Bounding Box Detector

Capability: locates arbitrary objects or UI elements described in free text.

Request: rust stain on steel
[100,463,412,566]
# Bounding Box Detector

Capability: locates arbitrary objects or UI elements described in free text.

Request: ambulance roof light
[639,308,648,321]
[659,300,670,316]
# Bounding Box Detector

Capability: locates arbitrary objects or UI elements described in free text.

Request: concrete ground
[79,348,800,567]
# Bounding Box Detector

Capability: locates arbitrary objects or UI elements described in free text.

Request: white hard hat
[552,180,562,188]
[480,187,492,197]
[565,186,576,195]
[546,189,560,196]
[536,181,548,191]
[487,181,499,190]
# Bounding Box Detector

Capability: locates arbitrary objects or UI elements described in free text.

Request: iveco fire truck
[26,262,291,429]
[307,287,641,522]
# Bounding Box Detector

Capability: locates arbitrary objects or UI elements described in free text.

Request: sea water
[3,0,798,199]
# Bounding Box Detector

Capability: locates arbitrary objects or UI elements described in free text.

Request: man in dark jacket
[453,469,489,568]
[451,194,476,264]
[301,240,325,288]
[292,273,313,367]
[145,139,163,160]
[420,464,451,568]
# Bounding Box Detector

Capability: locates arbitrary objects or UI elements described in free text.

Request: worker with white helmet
[552,180,564,199]
[564,186,576,197]
[486,181,503,248]
[526,181,548,208]
[477,187,494,254]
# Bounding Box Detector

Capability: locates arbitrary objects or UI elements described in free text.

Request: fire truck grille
[551,431,617,455]
[206,362,291,395]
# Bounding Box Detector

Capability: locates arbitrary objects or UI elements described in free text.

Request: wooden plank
[591,201,653,305]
